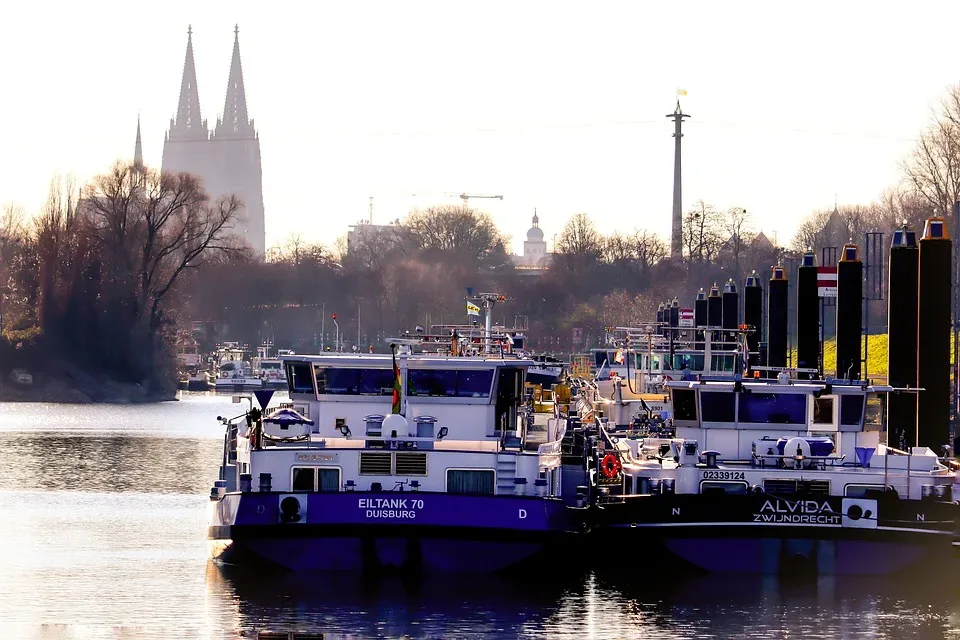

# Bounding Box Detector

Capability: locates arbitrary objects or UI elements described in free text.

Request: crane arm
[459,193,504,201]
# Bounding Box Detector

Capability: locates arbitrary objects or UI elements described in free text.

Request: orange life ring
[600,453,621,479]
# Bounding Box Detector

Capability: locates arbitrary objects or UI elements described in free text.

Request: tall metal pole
[321,303,325,351]
[485,298,494,354]
[667,101,690,259]
[953,201,959,452]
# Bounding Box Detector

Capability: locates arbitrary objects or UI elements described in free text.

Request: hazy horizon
[0,1,954,254]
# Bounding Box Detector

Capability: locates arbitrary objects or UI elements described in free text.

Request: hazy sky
[0,1,955,254]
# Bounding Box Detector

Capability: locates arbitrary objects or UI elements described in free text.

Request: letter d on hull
[518,509,527,519]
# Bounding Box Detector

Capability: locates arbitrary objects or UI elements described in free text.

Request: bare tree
[82,163,242,335]
[602,232,634,264]
[404,205,503,263]
[723,206,753,283]
[902,84,960,217]
[556,213,602,258]
[682,200,723,263]
[791,209,832,253]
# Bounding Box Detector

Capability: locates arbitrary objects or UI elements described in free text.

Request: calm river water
[0,393,958,639]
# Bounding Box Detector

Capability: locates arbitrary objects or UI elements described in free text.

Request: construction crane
[459,193,504,203]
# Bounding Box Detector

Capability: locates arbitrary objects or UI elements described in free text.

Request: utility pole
[667,101,690,259]
[332,314,340,352]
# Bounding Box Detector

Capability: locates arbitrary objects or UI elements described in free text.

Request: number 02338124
[701,470,745,481]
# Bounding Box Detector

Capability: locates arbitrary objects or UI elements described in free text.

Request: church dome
[526,212,543,241]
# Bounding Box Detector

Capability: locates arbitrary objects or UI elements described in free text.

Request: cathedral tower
[162,26,210,180]
[161,26,266,255]
[209,26,265,255]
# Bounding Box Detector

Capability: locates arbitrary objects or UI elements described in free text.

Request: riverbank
[0,360,175,404]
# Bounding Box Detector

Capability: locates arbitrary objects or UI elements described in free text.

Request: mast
[667,101,690,258]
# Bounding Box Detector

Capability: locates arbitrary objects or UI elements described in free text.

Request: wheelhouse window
[700,391,735,422]
[739,393,805,424]
[447,469,495,495]
[408,370,456,397]
[314,368,395,396]
[841,395,865,426]
[454,369,494,397]
[286,363,315,394]
[408,369,494,398]
[672,389,698,421]
[813,397,835,425]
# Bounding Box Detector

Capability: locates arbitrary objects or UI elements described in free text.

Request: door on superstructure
[494,367,524,437]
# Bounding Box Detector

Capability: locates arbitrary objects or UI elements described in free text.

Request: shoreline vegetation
[0,359,174,404]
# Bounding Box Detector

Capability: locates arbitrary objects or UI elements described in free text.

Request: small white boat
[187,370,213,391]
[215,343,264,390]
[253,342,289,389]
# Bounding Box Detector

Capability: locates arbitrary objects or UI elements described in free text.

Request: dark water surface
[0,394,958,639]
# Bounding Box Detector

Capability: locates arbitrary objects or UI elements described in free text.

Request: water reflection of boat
[206,560,579,638]
[590,570,960,639]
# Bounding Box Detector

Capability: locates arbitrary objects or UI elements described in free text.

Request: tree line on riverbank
[3,85,960,393]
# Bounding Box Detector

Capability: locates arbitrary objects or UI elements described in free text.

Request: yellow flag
[677,89,688,96]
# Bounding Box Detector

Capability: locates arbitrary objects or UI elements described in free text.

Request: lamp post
[332,314,339,352]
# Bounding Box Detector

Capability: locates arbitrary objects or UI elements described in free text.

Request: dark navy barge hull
[593,494,957,575]
[209,491,577,573]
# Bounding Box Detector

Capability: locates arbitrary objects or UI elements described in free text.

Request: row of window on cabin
[286,363,503,398]
[290,466,495,495]
[593,351,738,373]
[699,480,893,498]
[673,389,868,425]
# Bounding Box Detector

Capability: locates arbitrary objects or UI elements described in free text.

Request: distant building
[752,231,775,252]
[346,221,403,255]
[161,26,266,256]
[511,211,552,272]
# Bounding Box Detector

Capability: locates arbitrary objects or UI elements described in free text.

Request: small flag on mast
[466,302,481,317]
[391,345,402,414]
[677,88,687,96]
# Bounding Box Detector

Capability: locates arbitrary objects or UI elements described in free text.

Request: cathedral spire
[133,115,143,168]
[169,25,207,140]
[215,25,254,138]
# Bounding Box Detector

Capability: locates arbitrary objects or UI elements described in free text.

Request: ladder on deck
[496,453,518,494]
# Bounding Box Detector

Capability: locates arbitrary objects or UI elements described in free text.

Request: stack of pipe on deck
[669,297,680,358]
[743,271,763,371]
[835,244,862,380]
[917,217,951,451]
[767,266,788,374]
[796,251,819,380]
[722,279,738,352]
[887,225,918,450]
[707,283,722,352]
[694,288,707,351]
